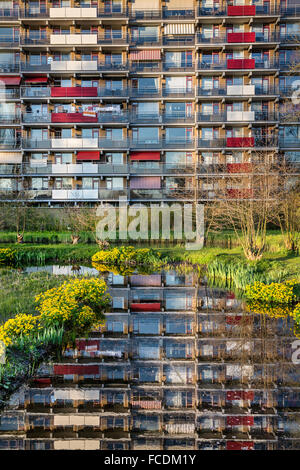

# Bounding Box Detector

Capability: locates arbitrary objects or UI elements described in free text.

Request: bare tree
[207,155,275,261]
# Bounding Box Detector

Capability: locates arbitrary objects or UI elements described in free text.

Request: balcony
[51,86,97,98]
[227,5,256,16]
[227,59,255,70]
[0,63,19,73]
[227,32,256,43]
[21,61,129,73]
[227,188,253,199]
[227,163,253,173]
[0,35,19,46]
[52,189,99,200]
[226,137,254,147]
[0,113,20,124]
[0,7,18,18]
[130,189,194,201]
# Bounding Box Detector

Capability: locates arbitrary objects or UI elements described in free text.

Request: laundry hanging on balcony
[164,24,194,35]
[129,50,161,61]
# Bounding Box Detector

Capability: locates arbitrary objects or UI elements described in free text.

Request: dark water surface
[0,266,299,450]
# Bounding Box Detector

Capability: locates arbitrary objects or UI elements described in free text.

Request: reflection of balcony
[51,112,98,123]
[227,189,253,199]
[227,163,252,173]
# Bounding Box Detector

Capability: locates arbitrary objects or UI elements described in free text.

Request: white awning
[164,23,195,35]
[0,152,22,163]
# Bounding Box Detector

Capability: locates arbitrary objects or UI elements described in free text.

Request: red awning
[130,50,161,61]
[130,152,160,161]
[77,151,100,160]
[24,76,48,83]
[0,76,20,85]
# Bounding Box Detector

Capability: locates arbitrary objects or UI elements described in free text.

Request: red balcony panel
[228,5,256,16]
[130,152,161,161]
[131,302,161,311]
[51,112,98,123]
[227,58,255,69]
[25,76,47,84]
[53,364,99,375]
[227,188,253,199]
[227,163,253,173]
[76,339,100,351]
[77,151,100,160]
[226,391,254,401]
[226,137,254,148]
[226,441,254,451]
[0,75,21,85]
[50,86,97,97]
[227,32,256,43]
[226,315,243,325]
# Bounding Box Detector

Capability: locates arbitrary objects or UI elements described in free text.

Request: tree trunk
[71,235,80,245]
[17,234,23,244]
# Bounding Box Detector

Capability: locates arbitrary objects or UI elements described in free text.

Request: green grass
[0,270,73,323]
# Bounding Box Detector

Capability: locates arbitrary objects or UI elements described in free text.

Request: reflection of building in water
[0,270,299,450]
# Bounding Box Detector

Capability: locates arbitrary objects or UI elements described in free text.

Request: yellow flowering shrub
[246,301,294,318]
[0,314,40,346]
[0,248,15,265]
[245,280,297,304]
[91,246,162,267]
[35,278,110,334]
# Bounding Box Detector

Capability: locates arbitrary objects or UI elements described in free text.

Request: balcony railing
[21,138,195,150]
[0,113,20,124]
[0,63,19,73]
[0,88,20,99]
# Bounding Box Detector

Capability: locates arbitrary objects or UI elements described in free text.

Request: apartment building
[0,269,299,450]
[0,0,299,205]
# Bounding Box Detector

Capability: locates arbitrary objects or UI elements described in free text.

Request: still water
[0,266,299,450]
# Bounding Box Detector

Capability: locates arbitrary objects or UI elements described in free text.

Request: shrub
[91,246,162,267]
[35,278,110,335]
[0,314,40,346]
[245,280,297,304]
[0,248,15,266]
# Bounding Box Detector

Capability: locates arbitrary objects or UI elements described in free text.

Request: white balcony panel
[0,152,22,163]
[52,189,68,199]
[227,111,255,121]
[82,163,98,173]
[52,164,68,173]
[82,60,98,70]
[227,85,243,96]
[227,85,255,96]
[81,34,98,45]
[50,34,65,45]
[66,7,81,17]
[82,189,98,199]
[67,61,82,71]
[51,61,67,71]
[243,85,255,95]
[68,164,83,173]
[82,138,98,148]
[81,7,97,17]
[49,7,66,17]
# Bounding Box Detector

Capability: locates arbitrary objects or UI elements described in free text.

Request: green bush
[0,248,15,265]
